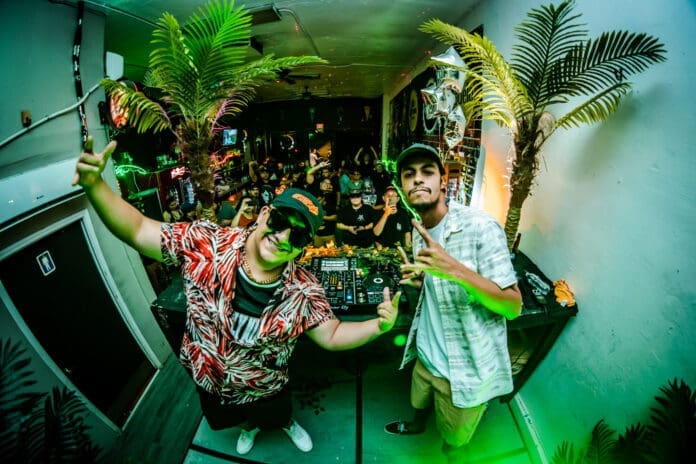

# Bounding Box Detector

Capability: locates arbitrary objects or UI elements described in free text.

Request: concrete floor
[181,329,533,464]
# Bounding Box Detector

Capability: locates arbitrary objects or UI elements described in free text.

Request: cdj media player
[307,256,401,314]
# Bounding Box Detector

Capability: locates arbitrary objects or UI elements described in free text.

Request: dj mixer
[307,256,401,314]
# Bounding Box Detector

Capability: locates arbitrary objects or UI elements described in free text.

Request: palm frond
[0,339,40,415]
[548,31,667,102]
[101,79,173,134]
[511,0,587,110]
[614,423,651,464]
[645,378,696,463]
[127,0,326,146]
[17,387,101,463]
[585,419,617,464]
[421,0,665,246]
[181,0,251,123]
[184,0,251,92]
[0,339,43,461]
[554,82,631,129]
[420,19,531,130]
[551,441,583,464]
[150,12,200,117]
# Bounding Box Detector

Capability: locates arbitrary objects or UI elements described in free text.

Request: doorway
[0,215,155,427]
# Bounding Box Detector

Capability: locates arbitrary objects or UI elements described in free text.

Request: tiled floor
[183,330,533,464]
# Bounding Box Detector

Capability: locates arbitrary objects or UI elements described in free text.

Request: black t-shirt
[374,207,412,248]
[233,267,282,317]
[371,171,393,199]
[338,204,378,247]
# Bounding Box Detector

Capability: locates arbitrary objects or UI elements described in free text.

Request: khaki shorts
[411,358,488,447]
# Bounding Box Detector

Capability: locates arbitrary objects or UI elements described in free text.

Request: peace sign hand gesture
[403,219,464,283]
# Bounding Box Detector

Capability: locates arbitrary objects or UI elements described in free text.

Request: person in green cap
[72,136,400,456]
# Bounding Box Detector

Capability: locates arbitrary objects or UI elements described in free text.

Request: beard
[411,197,439,213]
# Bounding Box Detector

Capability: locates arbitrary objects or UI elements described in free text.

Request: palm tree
[421,1,666,248]
[102,0,325,220]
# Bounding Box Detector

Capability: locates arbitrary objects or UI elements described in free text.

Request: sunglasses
[266,208,312,249]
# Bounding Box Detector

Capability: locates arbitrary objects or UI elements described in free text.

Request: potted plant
[102,0,325,220]
[0,338,102,463]
[551,378,695,463]
[420,1,666,248]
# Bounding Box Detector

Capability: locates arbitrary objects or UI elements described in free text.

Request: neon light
[382,156,422,223]
[114,164,148,178]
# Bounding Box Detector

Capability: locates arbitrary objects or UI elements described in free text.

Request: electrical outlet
[21,109,32,127]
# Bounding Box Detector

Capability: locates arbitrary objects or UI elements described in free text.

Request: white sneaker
[236,427,260,455]
[283,419,313,452]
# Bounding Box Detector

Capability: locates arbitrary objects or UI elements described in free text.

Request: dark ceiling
[90,0,482,102]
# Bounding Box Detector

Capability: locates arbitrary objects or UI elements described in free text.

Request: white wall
[386,0,696,458]
[471,0,696,456]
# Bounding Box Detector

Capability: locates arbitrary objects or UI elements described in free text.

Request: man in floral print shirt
[73,137,399,455]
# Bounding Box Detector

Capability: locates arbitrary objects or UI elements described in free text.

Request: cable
[73,0,88,144]
[277,7,321,57]
[0,82,101,150]
[49,0,158,28]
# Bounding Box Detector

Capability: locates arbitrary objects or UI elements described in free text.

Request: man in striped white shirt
[384,144,522,462]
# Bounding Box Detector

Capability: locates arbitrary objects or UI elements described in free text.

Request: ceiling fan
[276,68,321,85]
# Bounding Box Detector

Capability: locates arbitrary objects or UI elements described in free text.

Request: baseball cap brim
[271,188,324,236]
[396,143,445,174]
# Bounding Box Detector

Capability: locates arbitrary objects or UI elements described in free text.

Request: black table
[502,251,578,401]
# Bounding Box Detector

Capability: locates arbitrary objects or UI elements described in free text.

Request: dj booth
[150,248,576,402]
[305,256,401,313]
[150,248,404,352]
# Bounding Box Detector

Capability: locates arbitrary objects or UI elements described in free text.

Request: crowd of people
[73,138,521,463]
[202,144,411,250]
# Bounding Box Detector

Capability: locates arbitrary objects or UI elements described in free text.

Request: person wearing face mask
[72,137,400,456]
[383,143,521,463]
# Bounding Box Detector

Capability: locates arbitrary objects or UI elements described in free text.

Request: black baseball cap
[396,143,445,175]
[271,188,324,235]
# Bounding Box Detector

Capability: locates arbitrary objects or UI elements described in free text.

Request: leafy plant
[420,0,666,248]
[551,378,695,464]
[0,338,102,463]
[102,0,325,220]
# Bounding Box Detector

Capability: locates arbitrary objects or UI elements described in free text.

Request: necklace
[241,254,283,285]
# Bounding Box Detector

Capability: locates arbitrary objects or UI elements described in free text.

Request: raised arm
[72,137,163,261]
[305,160,330,185]
[373,203,397,237]
[248,161,259,183]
